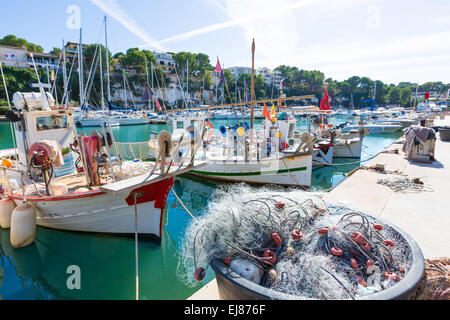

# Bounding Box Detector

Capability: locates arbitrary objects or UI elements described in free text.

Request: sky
[1,0,450,85]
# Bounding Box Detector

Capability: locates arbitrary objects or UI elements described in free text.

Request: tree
[0,34,43,52]
[387,87,401,105]
[118,48,156,72]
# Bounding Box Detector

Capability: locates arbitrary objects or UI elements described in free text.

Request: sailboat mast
[104,16,111,103]
[62,39,68,105]
[151,61,155,111]
[250,39,255,129]
[78,28,84,109]
[99,46,105,109]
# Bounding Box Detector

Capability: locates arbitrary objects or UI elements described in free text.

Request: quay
[189,115,450,300]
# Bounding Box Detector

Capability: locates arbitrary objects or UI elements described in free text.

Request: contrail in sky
[90,0,167,51]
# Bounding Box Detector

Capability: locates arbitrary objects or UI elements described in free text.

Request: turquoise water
[0,117,402,300]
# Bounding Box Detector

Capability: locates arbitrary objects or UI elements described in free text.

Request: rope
[171,188,198,222]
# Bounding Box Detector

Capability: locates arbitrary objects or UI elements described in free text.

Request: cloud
[90,0,167,51]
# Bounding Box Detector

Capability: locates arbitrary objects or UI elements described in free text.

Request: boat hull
[188,154,312,186]
[333,139,363,158]
[77,118,121,127]
[7,177,174,240]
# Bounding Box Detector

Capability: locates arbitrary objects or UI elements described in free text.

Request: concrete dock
[188,116,450,300]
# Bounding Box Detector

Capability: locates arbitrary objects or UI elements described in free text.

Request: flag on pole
[263,103,271,121]
[154,96,162,111]
[270,104,277,120]
[324,88,331,110]
[142,85,154,102]
[425,92,430,100]
[320,97,326,110]
[214,58,222,74]
[280,80,283,91]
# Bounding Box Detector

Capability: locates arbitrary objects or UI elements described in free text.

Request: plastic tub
[210,215,425,300]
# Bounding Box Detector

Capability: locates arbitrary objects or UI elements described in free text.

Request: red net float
[366,259,374,267]
[384,272,397,281]
[275,202,285,209]
[291,230,303,240]
[271,233,282,246]
[350,258,358,269]
[384,239,395,248]
[263,250,276,264]
[357,276,367,287]
[194,267,205,281]
[331,247,343,256]
[373,224,383,231]
[351,231,363,243]
[359,240,371,251]
[223,256,232,267]
[318,227,329,235]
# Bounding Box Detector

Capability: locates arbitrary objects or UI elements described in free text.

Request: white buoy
[0,199,16,229]
[74,187,90,193]
[50,182,68,196]
[10,204,36,248]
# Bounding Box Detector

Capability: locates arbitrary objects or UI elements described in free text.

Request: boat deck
[188,115,450,300]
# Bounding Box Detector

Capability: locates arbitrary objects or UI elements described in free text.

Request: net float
[263,250,276,264]
[291,229,303,240]
[194,267,205,281]
[275,202,285,209]
[357,276,367,287]
[384,272,397,281]
[331,247,343,256]
[373,224,383,231]
[318,227,328,235]
[350,258,358,269]
[359,240,371,251]
[366,259,374,267]
[271,233,282,246]
[384,239,395,248]
[223,256,232,267]
[351,231,363,243]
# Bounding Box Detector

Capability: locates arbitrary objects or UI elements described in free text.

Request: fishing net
[377,176,432,193]
[178,184,412,300]
[408,258,450,300]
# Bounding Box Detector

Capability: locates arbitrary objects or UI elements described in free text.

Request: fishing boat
[0,90,204,240]
[340,121,403,134]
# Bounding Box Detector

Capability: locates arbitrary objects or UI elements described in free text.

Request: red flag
[425,92,430,100]
[280,80,283,90]
[320,98,326,110]
[263,103,271,121]
[214,58,222,74]
[154,96,162,111]
[324,88,331,110]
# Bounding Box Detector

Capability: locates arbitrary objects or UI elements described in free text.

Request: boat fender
[331,247,343,256]
[263,250,276,264]
[271,233,282,246]
[158,130,173,156]
[0,199,16,228]
[10,204,36,248]
[318,227,329,235]
[291,229,303,240]
[50,182,68,196]
[194,267,205,281]
[351,231,363,243]
[74,187,90,193]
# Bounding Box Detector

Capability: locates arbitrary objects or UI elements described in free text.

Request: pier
[189,115,450,300]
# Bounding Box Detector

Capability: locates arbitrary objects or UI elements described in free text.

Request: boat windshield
[36,115,68,131]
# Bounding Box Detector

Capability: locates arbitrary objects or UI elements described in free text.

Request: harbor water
[0,116,403,299]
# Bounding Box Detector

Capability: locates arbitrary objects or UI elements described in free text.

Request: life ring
[205,122,214,139]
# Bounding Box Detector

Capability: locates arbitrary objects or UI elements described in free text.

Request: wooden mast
[250,39,255,129]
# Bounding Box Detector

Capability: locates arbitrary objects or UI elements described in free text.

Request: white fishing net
[178,184,412,300]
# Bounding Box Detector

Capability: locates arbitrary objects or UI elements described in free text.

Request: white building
[256,67,283,89]
[0,45,59,70]
[153,52,176,72]
[227,66,251,78]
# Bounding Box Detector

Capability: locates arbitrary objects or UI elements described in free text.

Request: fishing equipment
[179,185,421,300]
